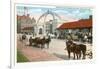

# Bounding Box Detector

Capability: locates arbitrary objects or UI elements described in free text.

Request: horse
[71,43,81,59]
[29,36,46,49]
[35,37,46,49]
[29,36,51,49]
[65,40,86,59]
[29,37,38,46]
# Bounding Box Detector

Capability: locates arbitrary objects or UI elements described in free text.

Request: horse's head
[66,40,73,46]
[65,40,73,50]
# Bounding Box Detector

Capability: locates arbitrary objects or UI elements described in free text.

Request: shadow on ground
[53,53,73,60]
[25,44,41,48]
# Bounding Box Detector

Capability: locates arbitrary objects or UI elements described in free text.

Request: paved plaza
[17,34,92,62]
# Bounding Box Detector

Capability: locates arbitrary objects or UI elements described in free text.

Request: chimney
[89,15,92,19]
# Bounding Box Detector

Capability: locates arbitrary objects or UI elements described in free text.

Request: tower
[24,7,28,16]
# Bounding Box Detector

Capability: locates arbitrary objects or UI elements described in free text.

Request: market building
[57,15,92,42]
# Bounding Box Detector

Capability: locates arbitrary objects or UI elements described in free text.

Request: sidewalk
[17,39,61,62]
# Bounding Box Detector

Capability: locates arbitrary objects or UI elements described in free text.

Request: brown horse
[29,37,45,49]
[29,36,51,49]
[72,43,81,59]
[35,37,46,49]
[65,40,86,59]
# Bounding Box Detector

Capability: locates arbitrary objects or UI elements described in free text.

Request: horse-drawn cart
[29,36,51,49]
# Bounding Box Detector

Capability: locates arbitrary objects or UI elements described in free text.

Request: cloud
[17,6,92,20]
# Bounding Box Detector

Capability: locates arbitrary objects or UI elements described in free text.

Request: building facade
[57,15,92,41]
[17,14,36,34]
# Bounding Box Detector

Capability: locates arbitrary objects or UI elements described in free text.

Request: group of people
[77,32,92,43]
[63,32,92,43]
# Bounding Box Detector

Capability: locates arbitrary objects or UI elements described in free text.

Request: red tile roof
[58,18,92,29]
[17,15,30,20]
[22,26,33,30]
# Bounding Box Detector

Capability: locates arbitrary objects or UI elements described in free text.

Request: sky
[17,5,92,22]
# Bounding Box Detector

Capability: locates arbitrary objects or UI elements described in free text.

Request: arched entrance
[39,28,43,34]
[35,10,61,36]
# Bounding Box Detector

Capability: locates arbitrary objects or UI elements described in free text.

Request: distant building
[17,14,36,34]
[57,15,92,39]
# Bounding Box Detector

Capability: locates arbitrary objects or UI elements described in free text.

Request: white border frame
[11,1,95,69]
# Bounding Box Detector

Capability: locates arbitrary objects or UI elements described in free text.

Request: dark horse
[65,40,86,59]
[29,36,51,49]
[29,37,45,49]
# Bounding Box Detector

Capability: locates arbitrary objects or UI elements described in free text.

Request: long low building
[58,16,92,29]
[56,16,92,40]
